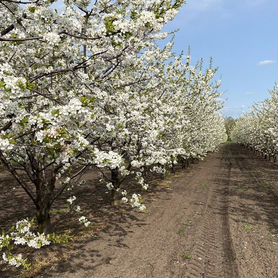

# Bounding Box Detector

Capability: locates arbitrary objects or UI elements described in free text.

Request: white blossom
[67,196,77,205]
[78,216,90,227]
[43,32,61,45]
[121,197,128,203]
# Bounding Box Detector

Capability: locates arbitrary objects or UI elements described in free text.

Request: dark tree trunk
[110,168,120,203]
[35,175,56,234]
[171,161,175,173]
[180,157,188,169]
[181,159,186,169]
[36,202,51,234]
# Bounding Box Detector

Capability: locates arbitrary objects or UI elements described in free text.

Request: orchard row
[0,0,226,270]
[232,86,278,160]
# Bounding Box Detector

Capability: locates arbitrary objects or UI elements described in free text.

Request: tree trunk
[110,168,120,203]
[36,203,51,234]
[171,161,175,173]
[34,170,56,234]
[180,157,188,169]
[181,159,186,169]
[35,183,54,234]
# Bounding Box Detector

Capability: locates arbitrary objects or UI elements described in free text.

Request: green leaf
[104,16,117,34]
[0,81,5,89]
[26,81,37,91]
[19,116,29,127]
[131,11,139,20]
[28,6,36,13]
[51,109,60,117]
[81,96,95,108]
[17,80,26,90]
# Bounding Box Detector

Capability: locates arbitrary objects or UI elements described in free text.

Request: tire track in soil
[226,144,278,277]
[87,161,221,278]
[44,143,277,278]
[177,147,238,278]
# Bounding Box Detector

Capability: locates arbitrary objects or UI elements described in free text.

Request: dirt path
[41,143,277,278]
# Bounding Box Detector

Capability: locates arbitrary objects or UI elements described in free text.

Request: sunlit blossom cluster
[0,219,50,269]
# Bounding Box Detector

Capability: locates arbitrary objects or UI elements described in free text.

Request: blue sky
[165,0,277,118]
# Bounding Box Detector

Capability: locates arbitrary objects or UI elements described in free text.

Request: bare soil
[1,143,277,277]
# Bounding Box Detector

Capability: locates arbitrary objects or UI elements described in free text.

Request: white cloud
[257,60,276,66]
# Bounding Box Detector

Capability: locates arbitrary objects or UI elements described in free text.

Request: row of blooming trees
[231,85,278,160]
[0,0,227,269]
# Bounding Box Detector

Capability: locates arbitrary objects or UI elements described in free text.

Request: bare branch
[0,150,36,204]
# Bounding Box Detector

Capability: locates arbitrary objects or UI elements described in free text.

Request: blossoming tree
[0,0,185,233]
[231,85,278,160]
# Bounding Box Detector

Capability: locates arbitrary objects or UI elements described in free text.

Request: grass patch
[51,208,70,215]
[236,186,248,192]
[181,253,192,260]
[243,223,253,232]
[48,232,73,245]
[158,180,172,189]
[23,252,70,278]
[177,220,192,236]
[201,183,209,189]
[259,181,272,192]
[22,224,104,277]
